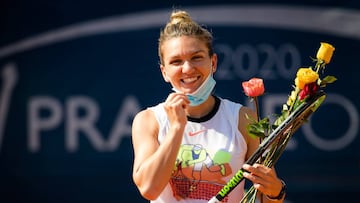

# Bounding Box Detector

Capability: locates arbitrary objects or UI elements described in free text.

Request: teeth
[183,77,198,83]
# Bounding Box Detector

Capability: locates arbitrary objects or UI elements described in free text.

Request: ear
[211,54,218,73]
[160,64,170,82]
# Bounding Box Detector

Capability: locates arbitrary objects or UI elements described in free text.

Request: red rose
[299,82,319,100]
[242,78,265,97]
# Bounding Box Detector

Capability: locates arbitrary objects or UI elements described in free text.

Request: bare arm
[239,106,285,203]
[132,93,189,200]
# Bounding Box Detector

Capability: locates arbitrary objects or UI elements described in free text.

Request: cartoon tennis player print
[174,144,232,183]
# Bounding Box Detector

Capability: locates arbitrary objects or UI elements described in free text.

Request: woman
[132,10,285,203]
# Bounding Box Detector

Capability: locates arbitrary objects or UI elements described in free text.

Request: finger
[173,97,189,109]
[165,93,187,107]
[242,163,261,174]
[173,94,190,109]
[167,93,189,103]
[243,164,272,184]
[243,163,271,175]
[242,171,270,194]
[243,164,281,195]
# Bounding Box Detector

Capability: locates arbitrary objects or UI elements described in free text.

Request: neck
[186,95,216,119]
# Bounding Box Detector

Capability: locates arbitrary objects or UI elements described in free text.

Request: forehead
[161,36,208,59]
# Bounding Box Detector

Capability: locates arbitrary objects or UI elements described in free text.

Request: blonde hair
[158,10,214,64]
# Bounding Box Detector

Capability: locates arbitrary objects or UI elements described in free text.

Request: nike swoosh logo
[188,129,207,136]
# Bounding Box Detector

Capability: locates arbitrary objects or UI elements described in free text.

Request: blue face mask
[172,71,216,106]
[186,73,216,106]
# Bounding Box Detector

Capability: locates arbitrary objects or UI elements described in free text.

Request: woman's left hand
[242,163,283,198]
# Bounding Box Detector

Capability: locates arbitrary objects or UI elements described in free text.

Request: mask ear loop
[210,62,215,77]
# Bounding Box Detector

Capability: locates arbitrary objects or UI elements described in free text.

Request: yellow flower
[286,89,298,106]
[316,42,335,64]
[240,42,337,203]
[295,67,319,89]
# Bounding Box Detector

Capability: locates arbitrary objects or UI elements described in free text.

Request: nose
[182,61,195,73]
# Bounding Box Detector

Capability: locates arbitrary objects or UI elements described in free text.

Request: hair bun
[169,10,192,25]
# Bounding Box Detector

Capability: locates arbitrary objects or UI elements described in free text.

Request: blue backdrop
[0,1,359,202]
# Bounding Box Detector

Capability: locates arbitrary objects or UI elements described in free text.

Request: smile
[181,76,200,84]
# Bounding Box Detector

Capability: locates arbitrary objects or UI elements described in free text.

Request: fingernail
[243,172,251,178]
[243,164,250,169]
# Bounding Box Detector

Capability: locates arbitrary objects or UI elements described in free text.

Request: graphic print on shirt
[170,144,232,201]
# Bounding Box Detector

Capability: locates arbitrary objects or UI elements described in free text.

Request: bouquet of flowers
[240,42,336,203]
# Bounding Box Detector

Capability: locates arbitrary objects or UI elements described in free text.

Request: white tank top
[149,97,247,203]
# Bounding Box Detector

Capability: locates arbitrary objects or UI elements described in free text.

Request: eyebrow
[169,49,207,59]
[191,49,207,55]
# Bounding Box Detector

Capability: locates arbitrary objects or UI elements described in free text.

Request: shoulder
[237,106,255,133]
[133,103,164,124]
[238,106,260,159]
[133,108,155,122]
[132,108,159,136]
[239,106,256,123]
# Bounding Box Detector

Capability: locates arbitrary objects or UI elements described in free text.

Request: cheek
[164,74,171,82]
[164,66,181,79]
[162,68,177,83]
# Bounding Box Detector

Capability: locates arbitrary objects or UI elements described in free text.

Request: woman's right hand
[163,92,189,130]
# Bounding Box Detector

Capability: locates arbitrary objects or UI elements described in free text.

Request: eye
[192,55,203,61]
[169,59,183,66]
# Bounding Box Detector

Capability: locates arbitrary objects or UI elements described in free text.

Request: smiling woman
[0,2,359,203]
[131,9,285,203]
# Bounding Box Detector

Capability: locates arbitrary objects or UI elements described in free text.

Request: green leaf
[311,94,326,112]
[246,123,265,138]
[320,75,337,86]
[245,115,272,139]
[274,114,286,126]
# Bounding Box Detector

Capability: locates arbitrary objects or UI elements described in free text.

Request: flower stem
[253,96,264,151]
[315,60,325,73]
[254,96,260,122]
